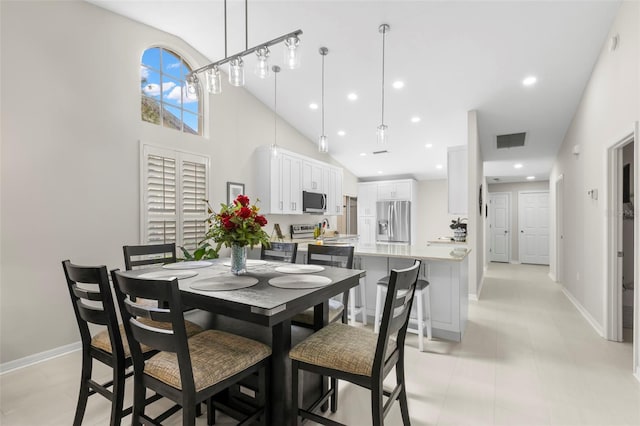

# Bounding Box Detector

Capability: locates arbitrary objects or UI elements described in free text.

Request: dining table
[121,258,364,424]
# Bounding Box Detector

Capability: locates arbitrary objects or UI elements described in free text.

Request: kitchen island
[295,242,470,342]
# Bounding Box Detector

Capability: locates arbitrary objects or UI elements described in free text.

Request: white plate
[190,276,259,291]
[138,270,198,280]
[268,274,332,289]
[221,259,267,267]
[162,261,213,270]
[274,264,325,274]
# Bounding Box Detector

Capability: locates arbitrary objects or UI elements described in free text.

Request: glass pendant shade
[255,47,270,79]
[270,143,279,158]
[319,135,329,153]
[229,57,245,87]
[186,75,198,99]
[376,124,388,146]
[205,67,222,94]
[284,36,301,69]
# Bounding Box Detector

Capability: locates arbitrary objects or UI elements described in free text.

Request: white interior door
[489,192,510,262]
[555,176,564,282]
[519,191,550,265]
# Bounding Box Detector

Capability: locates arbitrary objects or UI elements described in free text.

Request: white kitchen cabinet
[357,216,376,245]
[281,154,302,214]
[447,145,468,215]
[377,181,412,200]
[357,183,377,217]
[302,160,324,192]
[326,167,343,215]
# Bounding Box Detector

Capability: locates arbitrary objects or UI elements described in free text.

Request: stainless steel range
[290,224,316,240]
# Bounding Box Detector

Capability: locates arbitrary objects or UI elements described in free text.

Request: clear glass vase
[230,244,248,275]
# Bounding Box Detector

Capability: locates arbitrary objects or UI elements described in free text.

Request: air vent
[372,150,388,155]
[496,132,526,149]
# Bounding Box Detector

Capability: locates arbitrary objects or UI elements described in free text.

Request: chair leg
[291,361,300,426]
[330,377,338,413]
[374,285,383,334]
[206,397,215,425]
[131,377,145,426]
[416,288,424,352]
[182,399,196,426]
[109,362,125,426]
[72,352,92,426]
[349,287,356,325]
[360,278,368,325]
[396,356,411,425]
[371,379,384,426]
[425,285,433,340]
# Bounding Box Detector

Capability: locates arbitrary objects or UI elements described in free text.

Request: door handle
[504,230,508,234]
[520,230,524,233]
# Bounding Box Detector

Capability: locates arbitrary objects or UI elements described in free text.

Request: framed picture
[227,182,245,205]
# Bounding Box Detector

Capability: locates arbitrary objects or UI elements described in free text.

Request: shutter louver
[182,160,207,214]
[182,220,207,250]
[147,155,177,213]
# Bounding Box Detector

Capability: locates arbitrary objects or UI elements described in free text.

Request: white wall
[487,181,550,262]
[414,179,461,247]
[549,0,638,340]
[0,1,356,364]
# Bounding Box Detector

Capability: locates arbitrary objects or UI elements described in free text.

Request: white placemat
[221,259,267,267]
[162,261,213,270]
[190,276,259,291]
[268,274,332,289]
[138,270,198,280]
[274,264,325,274]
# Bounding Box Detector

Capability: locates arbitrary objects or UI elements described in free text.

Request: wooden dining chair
[260,241,298,263]
[290,260,421,426]
[111,270,271,426]
[62,260,183,426]
[292,244,355,328]
[123,243,176,270]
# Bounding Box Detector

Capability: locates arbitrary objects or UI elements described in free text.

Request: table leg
[270,319,292,424]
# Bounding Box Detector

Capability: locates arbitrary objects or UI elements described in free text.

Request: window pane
[141,47,161,71]
[180,62,191,80]
[141,96,161,124]
[183,112,199,135]
[162,49,182,78]
[163,105,182,131]
[183,95,199,114]
[162,75,182,108]
[141,69,162,100]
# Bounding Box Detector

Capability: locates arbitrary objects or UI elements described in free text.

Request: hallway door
[519,191,550,265]
[489,192,510,262]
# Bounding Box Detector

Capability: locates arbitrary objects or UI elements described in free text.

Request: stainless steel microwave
[302,191,327,213]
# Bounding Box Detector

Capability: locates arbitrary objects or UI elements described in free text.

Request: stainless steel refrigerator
[376,200,411,244]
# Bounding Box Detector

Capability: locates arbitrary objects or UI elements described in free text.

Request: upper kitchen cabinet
[254,146,343,215]
[447,145,468,215]
[377,180,413,200]
[357,183,377,217]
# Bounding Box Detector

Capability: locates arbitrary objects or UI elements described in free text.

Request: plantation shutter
[141,144,209,247]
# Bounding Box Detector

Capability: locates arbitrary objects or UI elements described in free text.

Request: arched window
[140,47,202,135]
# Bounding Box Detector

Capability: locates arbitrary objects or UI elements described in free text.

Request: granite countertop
[428,239,468,245]
[296,242,470,262]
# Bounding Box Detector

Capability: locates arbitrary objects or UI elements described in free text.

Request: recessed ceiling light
[309,103,319,110]
[435,164,443,169]
[337,130,346,136]
[347,93,358,101]
[411,116,421,123]
[392,81,404,89]
[514,163,523,169]
[526,176,536,180]
[377,170,383,174]
[425,143,433,148]
[360,152,367,156]
[522,76,537,86]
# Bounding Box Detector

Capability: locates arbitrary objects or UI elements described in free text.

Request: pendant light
[377,24,390,146]
[318,47,329,153]
[270,65,281,158]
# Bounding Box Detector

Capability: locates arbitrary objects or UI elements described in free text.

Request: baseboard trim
[548,272,557,282]
[634,368,640,384]
[560,285,604,337]
[510,260,521,265]
[0,341,81,375]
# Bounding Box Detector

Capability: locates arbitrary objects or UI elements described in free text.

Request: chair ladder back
[375,260,421,364]
[123,243,176,270]
[261,242,298,263]
[306,245,354,269]
[62,260,124,354]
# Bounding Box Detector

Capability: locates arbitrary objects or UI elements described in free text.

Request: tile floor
[1,263,638,425]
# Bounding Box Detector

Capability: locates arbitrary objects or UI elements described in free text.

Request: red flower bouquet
[206,194,270,249]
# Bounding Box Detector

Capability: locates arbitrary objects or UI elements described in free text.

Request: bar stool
[374,274,432,351]
[349,256,367,325]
